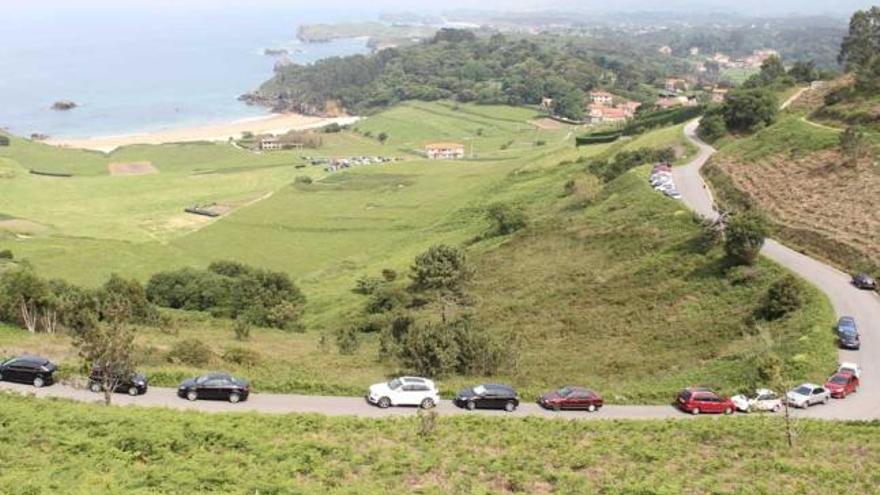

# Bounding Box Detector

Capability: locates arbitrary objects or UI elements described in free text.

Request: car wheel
[724,407,733,415]
[0,372,4,381]
[772,404,781,413]
[128,386,139,396]
[377,397,391,409]
[186,390,198,401]
[691,407,700,415]
[420,398,435,409]
[465,400,476,411]
[822,396,829,404]
[228,392,241,404]
[587,404,597,413]
[33,376,45,388]
[552,403,561,412]
[504,401,516,412]
[89,381,102,393]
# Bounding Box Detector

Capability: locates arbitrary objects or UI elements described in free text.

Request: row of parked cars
[676,362,861,414]
[649,162,682,200]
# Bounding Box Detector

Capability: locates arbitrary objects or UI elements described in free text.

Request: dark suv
[0,355,58,387]
[88,366,148,396]
[852,273,877,290]
[837,317,861,350]
[454,383,519,412]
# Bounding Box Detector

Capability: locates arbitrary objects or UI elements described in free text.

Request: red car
[676,387,735,415]
[824,372,859,398]
[538,386,603,412]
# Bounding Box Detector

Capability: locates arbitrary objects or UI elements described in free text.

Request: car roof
[838,316,856,323]
[482,383,515,392]
[830,372,854,379]
[7,355,50,365]
[401,376,435,386]
[796,383,821,388]
[755,388,776,395]
[202,372,233,380]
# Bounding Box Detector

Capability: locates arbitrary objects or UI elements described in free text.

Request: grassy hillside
[1,394,878,494]
[704,82,880,275]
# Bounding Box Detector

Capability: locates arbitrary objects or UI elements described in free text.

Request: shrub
[233,318,250,341]
[535,140,546,146]
[321,122,342,133]
[97,274,157,325]
[721,88,777,133]
[397,321,461,377]
[697,109,726,143]
[335,325,360,355]
[726,265,760,286]
[365,286,411,314]
[760,276,804,320]
[724,211,769,266]
[353,275,382,295]
[589,147,674,182]
[0,135,10,146]
[377,132,388,144]
[222,346,262,366]
[166,339,215,366]
[0,249,12,260]
[486,203,527,236]
[294,176,313,185]
[409,244,474,295]
[381,268,398,282]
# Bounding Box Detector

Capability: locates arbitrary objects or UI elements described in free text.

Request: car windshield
[388,378,402,390]
[473,385,487,395]
[557,387,573,397]
[830,376,849,384]
[794,386,811,395]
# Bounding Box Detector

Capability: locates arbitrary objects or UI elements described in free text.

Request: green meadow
[0,102,836,402]
[1,393,878,495]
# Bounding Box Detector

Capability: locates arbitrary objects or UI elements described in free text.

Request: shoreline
[45,113,361,153]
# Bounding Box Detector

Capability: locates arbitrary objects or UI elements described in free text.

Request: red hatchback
[825,372,859,398]
[676,387,735,415]
[538,386,603,412]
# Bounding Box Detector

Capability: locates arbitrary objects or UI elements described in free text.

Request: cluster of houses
[708,48,779,70]
[585,91,642,125]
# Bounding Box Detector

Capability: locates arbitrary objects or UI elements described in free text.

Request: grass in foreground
[0,394,878,494]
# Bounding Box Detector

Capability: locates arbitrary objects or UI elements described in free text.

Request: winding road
[2,119,878,421]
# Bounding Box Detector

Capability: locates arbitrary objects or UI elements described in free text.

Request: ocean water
[0,3,372,139]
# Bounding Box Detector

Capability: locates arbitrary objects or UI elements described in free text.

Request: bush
[721,88,777,133]
[166,339,215,366]
[760,276,804,320]
[365,286,411,314]
[222,346,262,366]
[353,275,382,295]
[409,244,474,295]
[397,321,461,377]
[726,265,760,286]
[589,147,674,182]
[486,203,528,237]
[321,123,342,133]
[622,105,705,136]
[575,130,622,146]
[98,274,156,324]
[381,268,398,282]
[0,135,9,146]
[294,176,313,185]
[724,211,769,266]
[335,326,360,355]
[233,318,250,341]
[697,109,726,143]
[0,249,12,260]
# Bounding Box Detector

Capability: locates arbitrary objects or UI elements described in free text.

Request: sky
[5,0,875,17]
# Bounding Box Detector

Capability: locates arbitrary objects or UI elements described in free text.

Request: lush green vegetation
[0,394,877,494]
[0,102,836,402]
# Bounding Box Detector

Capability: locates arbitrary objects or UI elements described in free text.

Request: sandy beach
[46,113,361,153]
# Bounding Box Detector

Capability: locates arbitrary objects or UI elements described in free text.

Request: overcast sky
[5,0,874,17]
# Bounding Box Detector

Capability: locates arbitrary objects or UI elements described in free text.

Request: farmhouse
[586,105,629,125]
[259,136,283,151]
[425,142,465,160]
[589,91,615,105]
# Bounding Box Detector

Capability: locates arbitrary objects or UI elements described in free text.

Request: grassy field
[0,102,837,402]
[1,394,878,494]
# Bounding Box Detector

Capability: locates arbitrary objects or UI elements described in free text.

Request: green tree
[0,269,50,332]
[724,211,769,266]
[721,88,778,133]
[788,60,818,83]
[697,110,726,143]
[838,7,880,72]
[377,132,388,144]
[397,320,461,377]
[760,275,804,320]
[408,244,474,296]
[486,203,527,236]
[551,86,585,121]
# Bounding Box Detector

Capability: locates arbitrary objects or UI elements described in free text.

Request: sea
[0,2,375,139]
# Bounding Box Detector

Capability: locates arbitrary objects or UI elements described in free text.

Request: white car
[838,362,862,378]
[367,376,439,409]
[655,183,676,192]
[785,383,831,408]
[663,189,682,199]
[731,388,782,413]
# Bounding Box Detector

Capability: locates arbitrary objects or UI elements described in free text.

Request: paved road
[2,120,878,421]
[674,119,880,421]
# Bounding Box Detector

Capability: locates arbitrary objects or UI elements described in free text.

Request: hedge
[622,105,705,136]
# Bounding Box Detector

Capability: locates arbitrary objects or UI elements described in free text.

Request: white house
[425,142,465,160]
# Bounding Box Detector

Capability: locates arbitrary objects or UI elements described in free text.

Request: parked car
[366,376,439,409]
[88,366,148,396]
[824,372,859,398]
[177,372,250,403]
[838,361,862,378]
[0,355,57,387]
[455,384,519,412]
[730,388,782,413]
[785,383,830,408]
[664,188,683,199]
[537,386,603,412]
[675,387,735,415]
[852,273,877,290]
[655,182,676,192]
[836,317,861,350]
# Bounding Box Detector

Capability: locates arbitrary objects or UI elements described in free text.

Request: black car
[88,366,148,396]
[455,383,519,412]
[839,328,861,350]
[852,273,877,290]
[0,355,57,387]
[178,372,250,403]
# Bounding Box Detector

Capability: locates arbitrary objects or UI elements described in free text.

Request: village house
[540,97,554,111]
[586,105,629,125]
[589,91,615,105]
[658,45,672,56]
[665,78,689,93]
[710,88,728,104]
[259,136,283,151]
[689,47,700,56]
[425,142,465,160]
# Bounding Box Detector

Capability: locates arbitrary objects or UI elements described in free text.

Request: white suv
[367,376,440,409]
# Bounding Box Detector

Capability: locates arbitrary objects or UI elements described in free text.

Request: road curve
[1,121,877,421]
[674,120,880,421]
